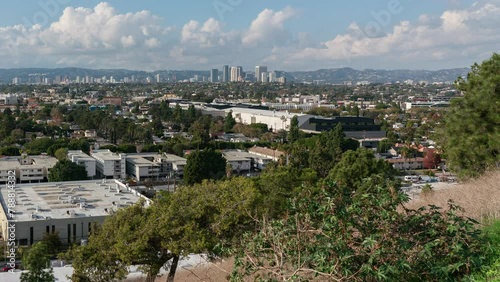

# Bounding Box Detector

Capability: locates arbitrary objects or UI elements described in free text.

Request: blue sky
[0,0,497,70]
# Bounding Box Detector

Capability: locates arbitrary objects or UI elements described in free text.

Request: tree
[48,160,88,182]
[287,115,300,143]
[444,53,500,178]
[224,111,236,132]
[232,177,484,281]
[423,149,442,169]
[41,231,63,258]
[20,242,55,282]
[54,147,68,161]
[183,149,226,185]
[327,148,396,189]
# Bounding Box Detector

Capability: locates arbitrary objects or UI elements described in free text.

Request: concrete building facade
[0,180,149,246]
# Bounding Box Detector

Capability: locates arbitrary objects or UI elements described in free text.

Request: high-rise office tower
[230,67,239,82]
[156,74,161,83]
[223,65,229,82]
[255,66,268,82]
[268,72,277,83]
[210,69,219,83]
[261,72,268,83]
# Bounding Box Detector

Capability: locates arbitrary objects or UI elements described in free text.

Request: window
[67,224,71,244]
[19,239,28,246]
[46,226,50,234]
[30,227,34,245]
[73,223,77,242]
[52,225,55,233]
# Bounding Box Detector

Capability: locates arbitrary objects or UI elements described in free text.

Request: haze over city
[1,0,499,71]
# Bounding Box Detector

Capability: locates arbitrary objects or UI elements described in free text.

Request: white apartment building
[0,180,149,246]
[90,150,126,179]
[125,153,187,182]
[222,151,252,172]
[0,155,58,183]
[67,150,96,178]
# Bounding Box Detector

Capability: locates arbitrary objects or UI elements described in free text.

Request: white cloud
[242,6,296,46]
[282,1,500,70]
[0,2,498,70]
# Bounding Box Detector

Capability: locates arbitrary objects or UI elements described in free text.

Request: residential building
[387,158,425,170]
[0,155,58,184]
[248,146,285,162]
[222,151,252,172]
[0,180,149,246]
[125,153,187,182]
[67,151,96,178]
[90,150,126,179]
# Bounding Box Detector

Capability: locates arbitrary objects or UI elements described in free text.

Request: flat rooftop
[67,150,95,162]
[0,155,58,170]
[91,149,122,161]
[0,179,145,222]
[223,150,263,161]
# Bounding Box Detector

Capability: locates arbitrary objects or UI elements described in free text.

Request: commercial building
[222,108,310,132]
[222,65,230,82]
[67,151,96,178]
[210,69,219,83]
[255,66,267,82]
[0,155,58,184]
[299,116,386,139]
[90,150,126,179]
[0,179,149,246]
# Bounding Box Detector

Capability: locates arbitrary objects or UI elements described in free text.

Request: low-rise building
[125,153,187,182]
[387,158,425,170]
[0,155,58,184]
[248,146,285,162]
[90,150,126,179]
[0,179,149,246]
[222,151,253,172]
[67,151,96,178]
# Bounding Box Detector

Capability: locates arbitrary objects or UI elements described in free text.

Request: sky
[0,0,498,71]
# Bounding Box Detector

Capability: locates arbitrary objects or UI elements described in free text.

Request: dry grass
[405,170,500,222]
[124,258,234,282]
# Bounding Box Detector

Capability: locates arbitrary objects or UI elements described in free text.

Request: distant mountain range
[0,67,470,84]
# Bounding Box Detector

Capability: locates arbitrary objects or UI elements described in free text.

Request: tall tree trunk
[166,255,180,282]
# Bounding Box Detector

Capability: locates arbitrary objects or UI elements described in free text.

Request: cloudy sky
[0,0,498,71]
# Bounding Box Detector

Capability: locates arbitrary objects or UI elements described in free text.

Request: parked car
[1,264,20,272]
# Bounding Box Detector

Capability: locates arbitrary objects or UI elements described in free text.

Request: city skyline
[0,1,498,71]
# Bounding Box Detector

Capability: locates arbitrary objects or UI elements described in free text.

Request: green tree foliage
[232,177,484,281]
[64,224,127,282]
[48,160,88,182]
[41,231,62,258]
[307,123,347,178]
[224,111,236,132]
[183,149,226,185]
[287,115,300,143]
[54,147,68,161]
[68,177,261,282]
[327,148,396,189]
[0,146,21,156]
[20,242,56,282]
[377,138,394,153]
[444,53,500,178]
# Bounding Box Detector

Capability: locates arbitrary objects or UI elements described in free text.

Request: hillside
[406,171,500,221]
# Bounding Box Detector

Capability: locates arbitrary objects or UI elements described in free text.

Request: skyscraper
[210,69,219,83]
[255,66,268,82]
[230,67,239,82]
[223,65,230,82]
[268,72,277,83]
